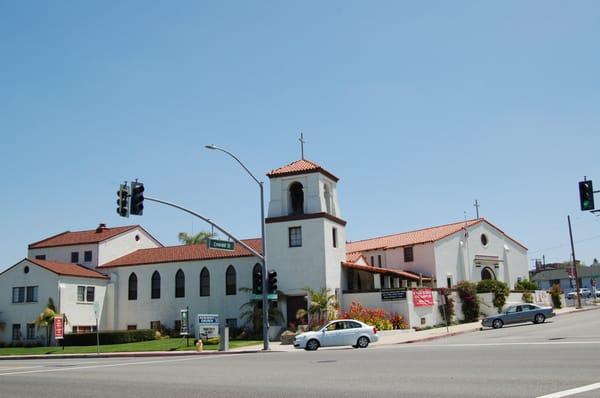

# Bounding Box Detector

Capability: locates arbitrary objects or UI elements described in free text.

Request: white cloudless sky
[1,1,599,271]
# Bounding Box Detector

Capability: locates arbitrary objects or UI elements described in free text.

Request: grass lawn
[0,338,263,356]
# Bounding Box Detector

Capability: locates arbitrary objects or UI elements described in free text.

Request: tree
[296,287,339,329]
[177,231,215,245]
[35,297,60,346]
[238,288,284,337]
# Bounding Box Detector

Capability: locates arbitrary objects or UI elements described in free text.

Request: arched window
[252,263,262,293]
[481,267,496,281]
[151,271,161,299]
[175,269,185,298]
[200,267,210,297]
[226,265,236,295]
[289,182,304,215]
[128,273,137,301]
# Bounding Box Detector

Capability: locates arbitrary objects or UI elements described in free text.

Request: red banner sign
[54,316,64,339]
[413,288,434,307]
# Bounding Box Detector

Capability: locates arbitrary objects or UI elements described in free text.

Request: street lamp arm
[145,196,264,261]
[205,145,262,186]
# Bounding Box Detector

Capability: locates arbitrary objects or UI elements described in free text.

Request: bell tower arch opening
[289,182,304,215]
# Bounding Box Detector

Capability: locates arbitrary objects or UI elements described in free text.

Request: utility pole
[567,216,582,309]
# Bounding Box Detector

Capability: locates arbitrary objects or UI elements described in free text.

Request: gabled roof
[100,238,263,268]
[28,225,147,249]
[267,159,339,182]
[346,218,527,253]
[27,259,109,279]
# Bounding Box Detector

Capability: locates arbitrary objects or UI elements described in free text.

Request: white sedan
[294,319,379,351]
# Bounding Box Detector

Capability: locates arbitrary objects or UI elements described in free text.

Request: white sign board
[534,290,551,306]
[197,314,219,339]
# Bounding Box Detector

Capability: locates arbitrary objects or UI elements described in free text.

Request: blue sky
[1,1,600,272]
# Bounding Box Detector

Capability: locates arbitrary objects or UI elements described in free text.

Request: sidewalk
[2,304,598,360]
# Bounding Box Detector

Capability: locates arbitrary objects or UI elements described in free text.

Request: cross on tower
[299,133,306,160]
[474,200,480,219]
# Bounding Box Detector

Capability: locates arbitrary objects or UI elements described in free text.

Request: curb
[0,349,262,361]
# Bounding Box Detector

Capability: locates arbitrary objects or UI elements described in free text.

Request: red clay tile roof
[29,225,141,249]
[100,238,263,268]
[267,159,339,182]
[346,252,366,263]
[28,259,109,279]
[342,262,432,281]
[347,219,483,253]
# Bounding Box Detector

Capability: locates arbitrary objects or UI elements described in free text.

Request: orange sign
[413,288,434,307]
[54,316,64,339]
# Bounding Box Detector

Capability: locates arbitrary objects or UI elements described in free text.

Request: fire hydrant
[196,339,203,352]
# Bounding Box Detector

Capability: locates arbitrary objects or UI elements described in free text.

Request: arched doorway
[481,267,496,280]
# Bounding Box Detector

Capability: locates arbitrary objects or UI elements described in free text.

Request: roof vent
[96,223,108,233]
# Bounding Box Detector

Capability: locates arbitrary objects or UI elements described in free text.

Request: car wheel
[305,339,319,351]
[492,319,503,329]
[534,314,546,324]
[356,336,370,348]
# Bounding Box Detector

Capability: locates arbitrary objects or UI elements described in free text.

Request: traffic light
[116,183,130,217]
[267,270,277,294]
[579,180,595,211]
[253,269,263,295]
[130,181,145,215]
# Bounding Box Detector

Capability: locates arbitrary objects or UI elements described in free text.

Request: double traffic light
[253,269,263,295]
[267,271,278,294]
[579,180,595,211]
[116,184,130,217]
[117,181,145,217]
[252,269,277,296]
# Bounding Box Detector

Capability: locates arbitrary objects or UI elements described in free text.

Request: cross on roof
[299,133,305,160]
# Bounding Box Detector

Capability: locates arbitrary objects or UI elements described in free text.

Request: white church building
[0,158,530,343]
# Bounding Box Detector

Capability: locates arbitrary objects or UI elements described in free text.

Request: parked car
[566,288,592,299]
[294,319,379,351]
[481,304,555,329]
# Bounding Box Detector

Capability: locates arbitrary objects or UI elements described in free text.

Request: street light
[205,144,270,351]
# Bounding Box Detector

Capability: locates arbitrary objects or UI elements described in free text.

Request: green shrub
[515,279,538,291]
[456,281,480,322]
[63,329,155,346]
[522,292,533,303]
[549,284,562,309]
[477,280,510,313]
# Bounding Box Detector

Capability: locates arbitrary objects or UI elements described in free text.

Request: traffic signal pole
[567,215,582,309]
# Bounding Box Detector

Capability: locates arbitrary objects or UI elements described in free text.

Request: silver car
[482,304,555,329]
[294,319,379,351]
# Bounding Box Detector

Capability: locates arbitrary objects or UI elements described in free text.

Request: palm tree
[296,287,339,329]
[177,231,215,245]
[239,288,284,337]
[35,297,59,346]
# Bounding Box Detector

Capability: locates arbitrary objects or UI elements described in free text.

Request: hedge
[63,329,155,346]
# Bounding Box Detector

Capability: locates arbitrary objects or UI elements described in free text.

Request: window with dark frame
[288,227,302,247]
[151,271,161,299]
[77,286,85,302]
[226,265,236,295]
[226,318,237,330]
[26,286,38,302]
[12,324,21,341]
[12,287,24,303]
[175,269,185,298]
[128,273,137,300]
[332,228,338,248]
[200,267,210,297]
[447,277,452,288]
[404,246,414,262]
[378,255,382,268]
[84,251,93,262]
[71,252,79,263]
[86,286,95,302]
[370,256,374,266]
[26,323,36,340]
[127,325,137,331]
[34,255,46,260]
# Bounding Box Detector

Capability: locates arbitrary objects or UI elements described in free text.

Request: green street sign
[251,294,278,301]
[207,239,235,251]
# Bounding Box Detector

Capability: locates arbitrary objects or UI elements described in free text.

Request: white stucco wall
[98,227,161,266]
[108,256,261,333]
[381,243,436,277]
[28,244,99,268]
[57,277,108,333]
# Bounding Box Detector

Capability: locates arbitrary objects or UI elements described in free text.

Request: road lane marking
[536,381,600,398]
[414,341,600,347]
[0,355,242,377]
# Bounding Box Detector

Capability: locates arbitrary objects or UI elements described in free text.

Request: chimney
[96,223,108,233]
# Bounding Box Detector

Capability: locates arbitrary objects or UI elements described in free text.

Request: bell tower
[265,157,347,305]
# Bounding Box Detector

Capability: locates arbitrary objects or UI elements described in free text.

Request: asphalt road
[1,309,599,398]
